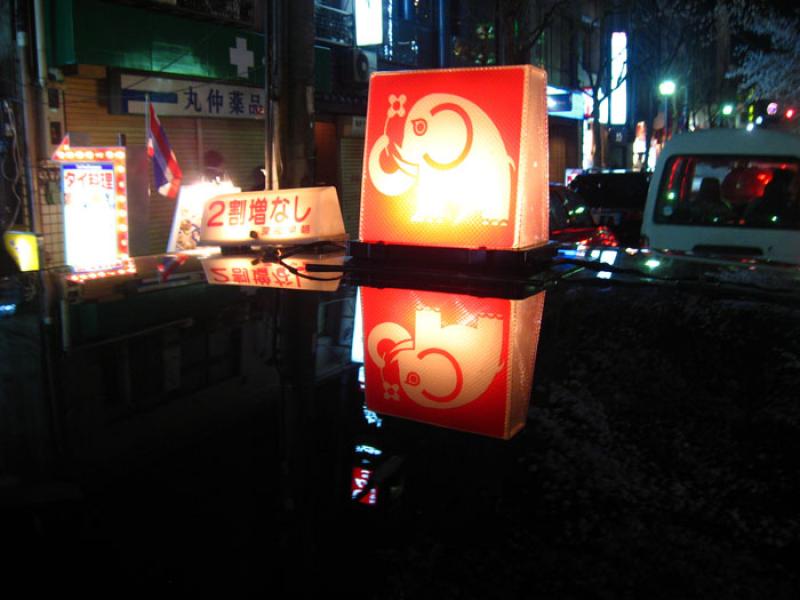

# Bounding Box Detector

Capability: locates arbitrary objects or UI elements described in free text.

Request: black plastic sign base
[347,241,557,271]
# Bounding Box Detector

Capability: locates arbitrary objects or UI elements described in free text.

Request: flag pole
[145,93,151,197]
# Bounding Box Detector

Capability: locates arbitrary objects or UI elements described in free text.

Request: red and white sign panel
[361,287,545,439]
[360,66,549,250]
[351,467,378,506]
[200,252,343,292]
[198,187,346,246]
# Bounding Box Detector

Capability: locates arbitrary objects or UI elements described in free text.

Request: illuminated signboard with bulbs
[51,136,135,281]
[361,287,545,439]
[360,65,549,251]
[197,186,346,291]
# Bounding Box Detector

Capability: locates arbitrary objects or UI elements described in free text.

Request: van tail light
[595,227,618,247]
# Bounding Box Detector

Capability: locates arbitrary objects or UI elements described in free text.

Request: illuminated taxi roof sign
[359,65,549,251]
[198,187,346,247]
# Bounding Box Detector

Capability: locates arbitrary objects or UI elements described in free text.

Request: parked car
[640,128,800,264]
[568,170,651,246]
[549,183,617,247]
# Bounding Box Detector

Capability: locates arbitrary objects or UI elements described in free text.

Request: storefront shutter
[339,137,364,240]
[61,70,265,256]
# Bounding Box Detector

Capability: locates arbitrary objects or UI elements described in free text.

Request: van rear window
[655,156,800,230]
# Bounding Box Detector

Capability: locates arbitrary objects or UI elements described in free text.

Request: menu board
[62,163,119,271]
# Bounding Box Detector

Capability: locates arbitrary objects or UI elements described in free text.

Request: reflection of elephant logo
[367,308,504,409]
[368,93,515,225]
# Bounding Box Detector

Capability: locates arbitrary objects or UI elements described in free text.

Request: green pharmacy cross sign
[47,0,265,86]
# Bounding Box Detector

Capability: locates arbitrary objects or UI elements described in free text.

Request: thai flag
[147,103,182,199]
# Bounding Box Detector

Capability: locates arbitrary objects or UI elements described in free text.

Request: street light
[658,80,676,96]
[659,80,676,141]
[722,104,734,116]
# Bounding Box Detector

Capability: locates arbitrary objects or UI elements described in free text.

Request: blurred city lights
[645,259,661,270]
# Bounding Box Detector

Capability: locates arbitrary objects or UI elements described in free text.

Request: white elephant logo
[367,308,504,409]
[368,93,515,225]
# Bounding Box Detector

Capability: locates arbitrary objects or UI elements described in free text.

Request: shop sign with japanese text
[114,74,265,120]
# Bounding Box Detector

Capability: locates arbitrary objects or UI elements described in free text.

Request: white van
[641,129,800,264]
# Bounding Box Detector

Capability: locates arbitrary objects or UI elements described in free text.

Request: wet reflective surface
[2,254,800,596]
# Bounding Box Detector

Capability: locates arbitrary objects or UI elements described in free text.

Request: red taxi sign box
[198,187,346,247]
[200,250,344,292]
[360,66,549,251]
[361,287,545,439]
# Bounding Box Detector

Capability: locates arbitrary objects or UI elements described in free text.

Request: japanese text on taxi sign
[205,194,313,238]
[207,261,307,289]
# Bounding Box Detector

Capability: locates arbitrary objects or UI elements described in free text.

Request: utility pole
[278,0,315,188]
[272,1,321,594]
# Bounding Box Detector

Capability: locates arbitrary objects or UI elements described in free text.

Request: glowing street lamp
[659,80,676,140]
[658,80,676,96]
[721,104,734,117]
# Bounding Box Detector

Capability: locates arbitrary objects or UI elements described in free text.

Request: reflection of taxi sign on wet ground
[360,65,549,251]
[361,287,545,439]
[200,250,345,292]
[198,187,346,247]
[351,467,378,506]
